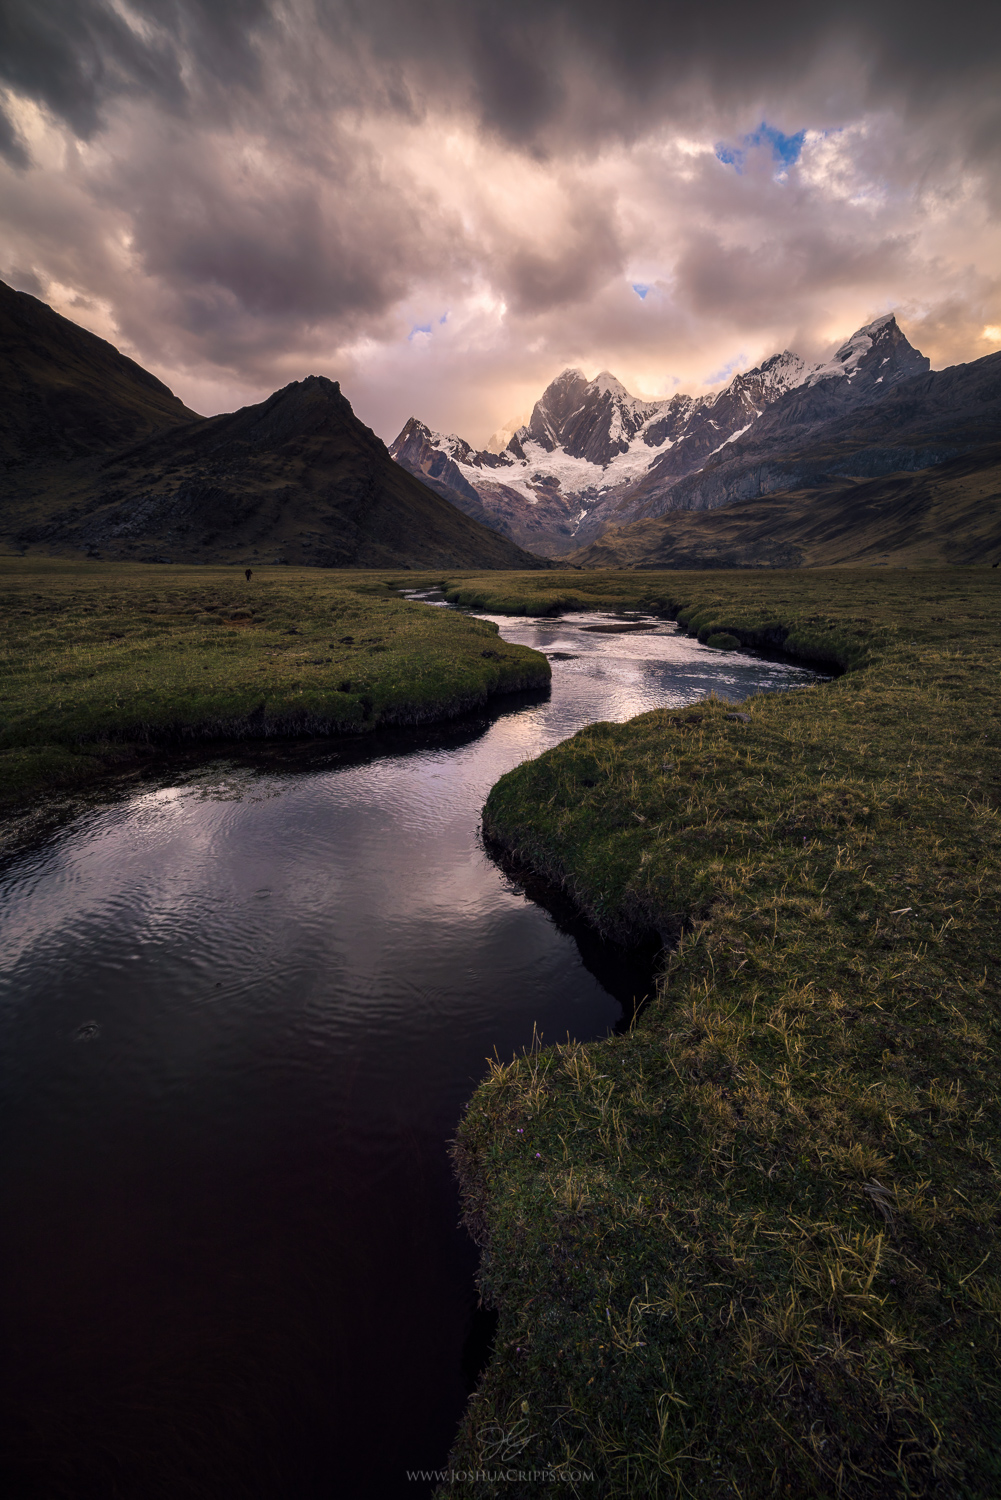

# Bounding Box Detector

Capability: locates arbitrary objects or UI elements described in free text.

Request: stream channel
[0,602,824,1499]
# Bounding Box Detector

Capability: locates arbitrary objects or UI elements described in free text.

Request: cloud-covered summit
[1,1,999,443]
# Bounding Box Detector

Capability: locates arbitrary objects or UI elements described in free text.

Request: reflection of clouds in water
[0,612,824,999]
[483,609,818,679]
[482,611,822,733]
[0,597,832,1498]
[1,777,320,985]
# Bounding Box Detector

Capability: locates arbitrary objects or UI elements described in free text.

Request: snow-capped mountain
[390,315,931,556]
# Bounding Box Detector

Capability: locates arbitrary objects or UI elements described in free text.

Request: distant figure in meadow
[245,568,253,581]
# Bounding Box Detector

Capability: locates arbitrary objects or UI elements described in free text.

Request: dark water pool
[0,611,824,1499]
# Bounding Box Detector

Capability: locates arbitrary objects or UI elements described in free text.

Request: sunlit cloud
[1,1,999,445]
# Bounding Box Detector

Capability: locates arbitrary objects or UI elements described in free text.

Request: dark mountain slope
[568,443,1001,570]
[0,278,199,478]
[633,348,1001,517]
[0,281,545,568]
[10,375,546,569]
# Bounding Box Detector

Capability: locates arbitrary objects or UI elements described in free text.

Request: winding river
[0,606,823,1499]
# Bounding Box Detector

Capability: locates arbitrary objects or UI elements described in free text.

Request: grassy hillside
[0,278,198,480]
[568,446,1001,570]
[0,282,547,571]
[446,569,1001,1498]
[0,558,549,816]
[6,376,548,571]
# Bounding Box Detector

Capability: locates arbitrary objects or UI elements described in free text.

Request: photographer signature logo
[479,1420,532,1464]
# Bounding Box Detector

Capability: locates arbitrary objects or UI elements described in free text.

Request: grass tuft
[445,567,1001,1498]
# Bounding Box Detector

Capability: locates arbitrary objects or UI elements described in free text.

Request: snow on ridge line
[395,313,913,515]
[804,313,900,387]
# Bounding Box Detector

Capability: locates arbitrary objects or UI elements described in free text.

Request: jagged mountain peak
[806,313,928,388]
[757,350,807,379]
[591,370,629,396]
[515,364,673,463]
[550,366,589,385]
[389,310,951,560]
[722,350,807,403]
[397,415,433,441]
[862,312,897,334]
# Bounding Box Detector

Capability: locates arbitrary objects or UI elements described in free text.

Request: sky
[2,1,1000,448]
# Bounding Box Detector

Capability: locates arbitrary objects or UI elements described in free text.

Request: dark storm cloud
[3,1,1000,155]
[1,0,999,434]
[0,99,29,168]
[0,0,270,149]
[499,194,623,314]
[673,227,915,327]
[116,137,439,329]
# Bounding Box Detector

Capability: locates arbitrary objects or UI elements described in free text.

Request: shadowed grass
[5,558,1000,1492]
[445,569,1001,1498]
[0,558,549,811]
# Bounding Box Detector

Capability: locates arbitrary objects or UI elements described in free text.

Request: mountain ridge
[0,282,546,571]
[0,278,201,480]
[390,315,951,556]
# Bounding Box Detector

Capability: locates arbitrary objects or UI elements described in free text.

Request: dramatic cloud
[1,1,999,443]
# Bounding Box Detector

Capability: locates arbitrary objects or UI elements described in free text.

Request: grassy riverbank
[445,569,1001,1498]
[0,558,549,814]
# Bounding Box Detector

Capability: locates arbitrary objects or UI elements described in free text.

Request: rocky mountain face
[390,315,949,556]
[653,343,1001,517]
[0,283,545,570]
[568,442,1001,572]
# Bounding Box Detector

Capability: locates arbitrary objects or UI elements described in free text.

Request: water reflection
[0,612,825,1498]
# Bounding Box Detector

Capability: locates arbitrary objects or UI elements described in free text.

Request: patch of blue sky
[705,353,747,385]
[408,323,432,340]
[632,283,650,300]
[715,121,806,175]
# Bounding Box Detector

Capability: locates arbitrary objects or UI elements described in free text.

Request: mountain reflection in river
[0,612,823,1499]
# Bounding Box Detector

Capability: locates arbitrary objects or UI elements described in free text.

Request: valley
[2,277,1000,1500]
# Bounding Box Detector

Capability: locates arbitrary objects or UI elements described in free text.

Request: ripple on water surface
[0,613,825,1498]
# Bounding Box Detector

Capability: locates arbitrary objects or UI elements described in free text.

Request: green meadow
[2,558,1000,1495]
[0,557,548,814]
[436,568,1001,1498]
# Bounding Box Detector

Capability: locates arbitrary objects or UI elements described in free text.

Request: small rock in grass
[726,712,751,724]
